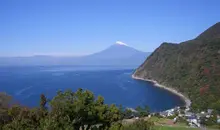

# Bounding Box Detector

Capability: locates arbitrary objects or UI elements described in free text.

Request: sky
[0,0,220,57]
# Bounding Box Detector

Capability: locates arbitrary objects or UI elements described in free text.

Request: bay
[0,66,185,112]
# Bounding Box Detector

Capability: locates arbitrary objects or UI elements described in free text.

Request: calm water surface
[0,66,185,112]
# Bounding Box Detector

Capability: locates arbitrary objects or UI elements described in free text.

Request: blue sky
[0,0,220,56]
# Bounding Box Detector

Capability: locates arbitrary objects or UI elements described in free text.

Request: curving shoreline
[132,74,191,108]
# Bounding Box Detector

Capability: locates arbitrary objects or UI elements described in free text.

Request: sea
[0,66,185,112]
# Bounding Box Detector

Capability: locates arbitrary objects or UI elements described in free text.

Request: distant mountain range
[0,42,151,67]
[133,22,220,111]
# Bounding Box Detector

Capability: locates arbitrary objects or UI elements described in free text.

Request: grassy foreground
[154,126,198,130]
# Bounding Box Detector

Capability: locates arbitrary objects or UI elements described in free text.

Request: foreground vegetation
[0,89,154,130]
[1,89,219,130]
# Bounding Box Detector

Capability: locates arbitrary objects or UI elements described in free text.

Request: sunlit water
[0,66,185,112]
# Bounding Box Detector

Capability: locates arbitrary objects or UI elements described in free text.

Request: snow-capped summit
[115,41,128,46]
[0,42,151,67]
[81,41,151,66]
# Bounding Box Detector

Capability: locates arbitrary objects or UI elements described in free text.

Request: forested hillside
[133,22,220,111]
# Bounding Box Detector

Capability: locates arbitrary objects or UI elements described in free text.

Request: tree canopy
[0,89,154,130]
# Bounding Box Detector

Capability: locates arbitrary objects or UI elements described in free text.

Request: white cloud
[116,41,128,46]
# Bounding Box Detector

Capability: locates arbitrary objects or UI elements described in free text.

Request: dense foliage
[0,89,123,130]
[0,89,152,130]
[134,22,220,111]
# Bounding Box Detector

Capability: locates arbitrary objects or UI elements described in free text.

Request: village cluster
[158,107,220,128]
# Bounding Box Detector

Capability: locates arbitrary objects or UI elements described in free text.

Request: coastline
[132,74,191,108]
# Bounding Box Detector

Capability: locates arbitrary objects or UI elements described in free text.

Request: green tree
[40,94,47,110]
[44,88,123,130]
[0,93,12,128]
[1,89,144,129]
[135,106,150,117]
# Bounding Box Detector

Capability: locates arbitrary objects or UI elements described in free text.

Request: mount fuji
[0,42,151,67]
[80,42,150,66]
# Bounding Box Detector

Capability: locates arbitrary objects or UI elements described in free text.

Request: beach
[132,74,191,108]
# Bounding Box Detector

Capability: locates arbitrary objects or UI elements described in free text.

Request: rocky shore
[132,74,191,108]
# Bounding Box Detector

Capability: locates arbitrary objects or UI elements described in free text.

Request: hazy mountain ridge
[134,22,220,110]
[0,43,150,67]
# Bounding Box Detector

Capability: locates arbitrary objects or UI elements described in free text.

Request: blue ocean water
[0,66,185,112]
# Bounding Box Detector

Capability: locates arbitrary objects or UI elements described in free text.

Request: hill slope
[133,22,220,110]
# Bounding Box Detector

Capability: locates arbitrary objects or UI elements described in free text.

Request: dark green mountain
[133,22,220,111]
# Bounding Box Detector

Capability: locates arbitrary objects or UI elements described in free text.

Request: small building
[166,109,175,117]
[185,112,194,117]
[196,113,206,123]
[185,112,201,127]
[206,115,211,118]
[207,109,213,114]
[160,109,175,117]
[173,117,177,123]
[178,114,183,117]
[186,115,200,127]
[159,111,167,117]
[135,117,139,120]
[185,107,190,112]
[217,115,220,124]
